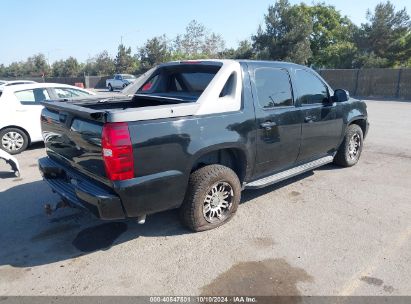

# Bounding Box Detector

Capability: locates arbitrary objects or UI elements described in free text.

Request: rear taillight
[101,122,134,181]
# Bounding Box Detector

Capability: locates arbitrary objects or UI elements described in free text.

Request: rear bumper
[38,157,125,220]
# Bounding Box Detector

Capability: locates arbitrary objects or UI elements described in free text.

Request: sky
[0,0,409,65]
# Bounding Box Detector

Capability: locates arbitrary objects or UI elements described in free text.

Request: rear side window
[295,69,329,104]
[140,75,159,92]
[220,73,236,98]
[254,68,293,108]
[15,88,50,103]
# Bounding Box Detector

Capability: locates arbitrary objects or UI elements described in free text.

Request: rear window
[137,64,221,99]
[179,72,215,92]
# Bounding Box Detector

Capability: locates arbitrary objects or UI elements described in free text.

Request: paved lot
[0,100,410,296]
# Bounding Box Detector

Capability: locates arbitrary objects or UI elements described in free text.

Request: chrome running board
[245,155,334,189]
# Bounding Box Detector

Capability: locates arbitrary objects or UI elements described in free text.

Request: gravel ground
[0,100,410,296]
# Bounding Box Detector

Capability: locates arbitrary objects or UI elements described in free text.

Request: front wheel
[108,84,113,91]
[334,124,364,167]
[0,128,29,154]
[180,165,241,232]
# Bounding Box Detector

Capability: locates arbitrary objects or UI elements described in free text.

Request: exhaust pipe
[137,215,146,224]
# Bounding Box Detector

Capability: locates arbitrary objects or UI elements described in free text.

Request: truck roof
[159,59,307,70]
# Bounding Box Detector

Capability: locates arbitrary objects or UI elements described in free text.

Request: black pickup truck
[39,60,369,231]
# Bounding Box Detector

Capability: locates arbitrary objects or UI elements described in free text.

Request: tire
[0,128,29,155]
[108,84,113,91]
[180,164,241,232]
[122,83,127,88]
[333,124,364,167]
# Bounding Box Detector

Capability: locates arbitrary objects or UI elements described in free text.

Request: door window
[295,69,329,105]
[14,88,50,104]
[254,68,293,108]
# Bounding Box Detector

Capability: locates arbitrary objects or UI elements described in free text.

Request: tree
[139,35,171,71]
[358,1,411,67]
[63,57,81,77]
[223,40,254,59]
[252,0,313,64]
[94,50,116,75]
[202,33,225,57]
[307,4,358,68]
[0,64,6,77]
[6,62,25,77]
[24,53,49,76]
[173,20,226,58]
[115,44,137,74]
[52,57,81,77]
[175,20,206,56]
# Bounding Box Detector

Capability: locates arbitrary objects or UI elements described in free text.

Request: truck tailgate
[41,106,108,185]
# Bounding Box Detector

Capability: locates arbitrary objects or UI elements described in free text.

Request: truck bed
[42,93,200,123]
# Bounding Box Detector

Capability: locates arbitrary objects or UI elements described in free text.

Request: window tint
[220,73,236,98]
[295,69,329,104]
[15,88,50,103]
[254,68,293,108]
[136,65,220,98]
[180,72,215,92]
[54,88,91,98]
[140,74,159,92]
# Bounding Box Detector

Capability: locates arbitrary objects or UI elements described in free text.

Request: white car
[0,80,37,88]
[0,83,95,154]
[106,74,136,91]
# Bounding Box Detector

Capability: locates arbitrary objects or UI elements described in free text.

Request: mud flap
[0,149,21,177]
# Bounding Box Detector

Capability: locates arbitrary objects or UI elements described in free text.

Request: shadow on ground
[0,180,190,268]
[0,167,326,268]
[26,142,45,151]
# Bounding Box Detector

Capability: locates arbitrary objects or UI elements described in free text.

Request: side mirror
[333,89,349,102]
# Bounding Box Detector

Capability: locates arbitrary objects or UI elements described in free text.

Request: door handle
[260,121,277,130]
[304,116,316,123]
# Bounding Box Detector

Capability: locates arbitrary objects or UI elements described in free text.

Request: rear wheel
[0,128,29,154]
[108,84,113,91]
[334,124,363,167]
[180,165,241,232]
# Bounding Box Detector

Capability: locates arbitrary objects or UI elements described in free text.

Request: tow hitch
[44,200,71,215]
